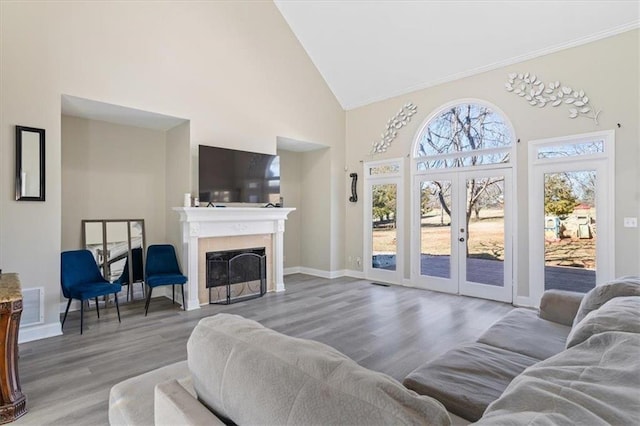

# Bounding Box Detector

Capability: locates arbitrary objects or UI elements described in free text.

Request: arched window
[409,100,516,303]
[413,101,514,170]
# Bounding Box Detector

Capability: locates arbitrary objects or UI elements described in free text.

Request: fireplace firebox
[206,247,266,304]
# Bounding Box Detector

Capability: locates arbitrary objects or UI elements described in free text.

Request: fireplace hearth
[206,247,266,304]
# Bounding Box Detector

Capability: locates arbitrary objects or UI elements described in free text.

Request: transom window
[414,102,514,170]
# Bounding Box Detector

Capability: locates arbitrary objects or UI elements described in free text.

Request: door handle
[459,237,465,242]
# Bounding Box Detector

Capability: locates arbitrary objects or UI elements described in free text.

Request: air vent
[20,287,44,327]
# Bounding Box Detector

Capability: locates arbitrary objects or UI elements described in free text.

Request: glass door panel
[371,183,397,271]
[419,180,452,279]
[464,176,505,286]
[458,169,512,303]
[543,170,597,293]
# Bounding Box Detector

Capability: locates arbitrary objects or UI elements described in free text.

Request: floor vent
[370,282,390,287]
[20,287,44,327]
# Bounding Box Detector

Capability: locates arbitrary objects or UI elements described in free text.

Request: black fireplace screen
[206,247,266,304]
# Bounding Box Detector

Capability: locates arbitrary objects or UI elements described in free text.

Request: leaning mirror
[82,219,146,301]
[15,125,45,201]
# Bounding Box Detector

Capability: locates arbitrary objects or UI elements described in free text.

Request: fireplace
[173,207,295,310]
[206,247,266,304]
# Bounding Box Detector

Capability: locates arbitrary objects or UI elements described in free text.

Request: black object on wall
[349,173,358,203]
[15,125,45,201]
[198,145,280,205]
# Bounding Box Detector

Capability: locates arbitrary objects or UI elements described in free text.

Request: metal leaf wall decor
[505,73,601,124]
[371,102,418,154]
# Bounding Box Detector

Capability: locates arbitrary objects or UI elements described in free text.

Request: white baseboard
[297,267,334,279]
[285,267,363,280]
[289,267,347,279]
[283,267,301,276]
[19,321,62,344]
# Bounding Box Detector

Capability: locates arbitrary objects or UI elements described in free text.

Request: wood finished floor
[15,274,513,425]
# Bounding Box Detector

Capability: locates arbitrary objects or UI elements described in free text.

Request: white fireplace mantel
[173,207,295,310]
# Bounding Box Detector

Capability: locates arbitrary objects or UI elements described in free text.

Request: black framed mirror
[15,125,45,201]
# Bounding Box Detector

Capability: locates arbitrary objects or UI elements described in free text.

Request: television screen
[198,145,280,205]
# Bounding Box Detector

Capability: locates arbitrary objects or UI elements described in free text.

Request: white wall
[345,30,640,297]
[0,1,345,339]
[61,116,168,251]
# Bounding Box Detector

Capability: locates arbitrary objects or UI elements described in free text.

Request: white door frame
[411,168,513,302]
[411,171,459,294]
[458,168,513,303]
[363,158,404,284]
[528,130,615,305]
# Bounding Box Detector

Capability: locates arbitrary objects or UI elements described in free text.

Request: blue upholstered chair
[144,244,187,316]
[61,250,122,334]
[113,247,145,301]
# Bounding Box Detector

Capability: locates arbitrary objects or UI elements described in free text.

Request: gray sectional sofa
[109,277,640,425]
[109,313,451,426]
[403,289,582,421]
[405,277,640,423]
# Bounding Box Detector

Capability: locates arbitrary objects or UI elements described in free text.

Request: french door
[364,159,404,284]
[413,168,513,302]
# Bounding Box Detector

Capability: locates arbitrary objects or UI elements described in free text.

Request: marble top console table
[0,273,27,423]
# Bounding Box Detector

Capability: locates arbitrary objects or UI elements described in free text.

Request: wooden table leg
[0,299,27,423]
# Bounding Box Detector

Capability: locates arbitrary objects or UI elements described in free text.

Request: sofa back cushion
[566,296,640,348]
[538,290,584,326]
[573,276,640,326]
[187,314,451,426]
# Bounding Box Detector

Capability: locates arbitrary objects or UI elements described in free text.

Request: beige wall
[299,148,333,271]
[165,121,192,266]
[345,30,640,297]
[0,1,345,337]
[61,116,167,251]
[278,149,302,269]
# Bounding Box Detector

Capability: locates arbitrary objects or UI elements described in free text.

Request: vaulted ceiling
[274,1,640,110]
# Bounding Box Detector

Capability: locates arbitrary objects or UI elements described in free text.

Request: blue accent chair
[61,249,122,334]
[113,247,145,301]
[144,244,187,316]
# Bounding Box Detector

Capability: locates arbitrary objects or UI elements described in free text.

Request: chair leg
[95,297,100,318]
[80,301,84,335]
[182,285,186,311]
[114,293,121,323]
[172,285,175,304]
[62,299,72,329]
[144,287,153,316]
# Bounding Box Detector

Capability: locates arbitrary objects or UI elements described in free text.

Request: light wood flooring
[15,274,514,425]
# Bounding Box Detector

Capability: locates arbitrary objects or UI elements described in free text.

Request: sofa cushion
[403,342,539,422]
[566,296,640,348]
[477,308,570,360]
[573,276,640,326]
[539,289,584,326]
[477,331,640,425]
[187,314,451,426]
[109,360,192,426]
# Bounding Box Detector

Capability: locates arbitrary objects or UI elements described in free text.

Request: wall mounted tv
[198,145,280,205]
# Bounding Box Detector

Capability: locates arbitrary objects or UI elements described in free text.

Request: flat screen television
[198,145,280,205]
